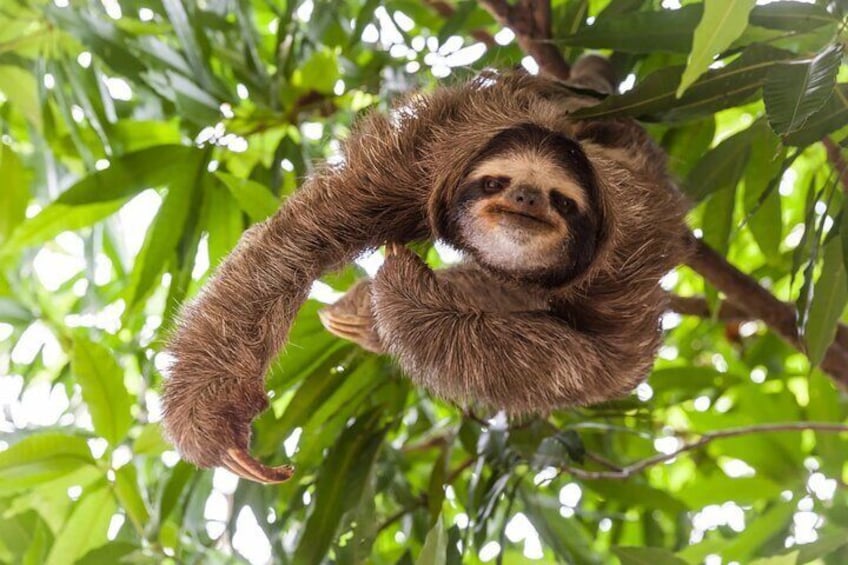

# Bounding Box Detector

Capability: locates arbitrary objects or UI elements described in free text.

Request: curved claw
[223,448,293,484]
[319,310,371,331]
[385,242,401,257]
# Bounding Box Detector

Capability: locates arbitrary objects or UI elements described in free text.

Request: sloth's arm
[162,125,430,483]
[319,263,541,353]
[371,246,656,412]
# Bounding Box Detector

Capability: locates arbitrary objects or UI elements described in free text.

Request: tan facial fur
[459,152,587,272]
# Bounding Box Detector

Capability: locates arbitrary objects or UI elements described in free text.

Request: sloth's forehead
[469,152,588,210]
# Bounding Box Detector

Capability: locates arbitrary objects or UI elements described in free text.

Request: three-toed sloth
[162,57,689,483]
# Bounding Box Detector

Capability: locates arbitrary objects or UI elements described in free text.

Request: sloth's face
[450,125,603,287]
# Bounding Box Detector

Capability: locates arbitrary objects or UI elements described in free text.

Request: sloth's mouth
[489,205,554,228]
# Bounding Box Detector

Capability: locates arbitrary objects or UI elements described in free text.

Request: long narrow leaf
[677,0,757,97]
[71,335,133,446]
[764,44,843,135]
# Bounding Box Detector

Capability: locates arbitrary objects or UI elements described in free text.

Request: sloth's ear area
[572,118,650,150]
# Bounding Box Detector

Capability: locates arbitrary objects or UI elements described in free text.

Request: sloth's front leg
[370,245,630,413]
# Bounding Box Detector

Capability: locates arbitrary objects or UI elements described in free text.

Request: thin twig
[562,422,848,480]
[375,457,475,533]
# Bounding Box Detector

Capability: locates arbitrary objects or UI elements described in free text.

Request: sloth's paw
[161,377,293,484]
[372,243,440,312]
[380,243,435,286]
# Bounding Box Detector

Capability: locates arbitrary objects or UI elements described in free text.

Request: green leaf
[132,423,170,457]
[0,65,42,131]
[0,297,31,324]
[743,121,785,261]
[749,551,799,565]
[215,171,280,222]
[113,464,150,534]
[71,335,133,446]
[575,45,793,121]
[764,44,843,135]
[0,434,95,496]
[661,118,716,178]
[723,501,795,561]
[416,514,447,565]
[685,129,751,202]
[521,490,602,564]
[843,204,848,276]
[292,48,339,94]
[794,532,848,563]
[613,546,688,565]
[126,150,205,308]
[677,0,757,97]
[784,84,848,147]
[702,177,737,256]
[557,5,700,54]
[749,1,836,31]
[1,145,202,257]
[204,182,244,266]
[161,0,213,91]
[44,485,116,565]
[0,144,31,245]
[804,236,848,365]
[292,409,387,564]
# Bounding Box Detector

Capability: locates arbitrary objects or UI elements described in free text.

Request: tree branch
[562,422,848,480]
[669,294,848,351]
[473,0,848,388]
[478,0,571,80]
[687,235,848,385]
[823,137,848,196]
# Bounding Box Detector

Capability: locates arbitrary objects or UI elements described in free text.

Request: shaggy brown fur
[162,59,689,482]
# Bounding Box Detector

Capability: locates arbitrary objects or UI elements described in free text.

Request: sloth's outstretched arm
[371,246,656,412]
[162,134,430,483]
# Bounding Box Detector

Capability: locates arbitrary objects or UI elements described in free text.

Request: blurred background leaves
[0,0,847,564]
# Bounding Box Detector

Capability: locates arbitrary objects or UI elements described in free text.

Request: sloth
[162,57,689,484]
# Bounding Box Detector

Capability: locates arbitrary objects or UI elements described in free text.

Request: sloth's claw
[318,309,369,330]
[385,242,402,257]
[223,448,293,484]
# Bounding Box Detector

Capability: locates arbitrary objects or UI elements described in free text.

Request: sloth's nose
[511,186,543,210]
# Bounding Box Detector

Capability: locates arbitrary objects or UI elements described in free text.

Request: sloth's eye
[551,192,577,214]
[482,177,506,194]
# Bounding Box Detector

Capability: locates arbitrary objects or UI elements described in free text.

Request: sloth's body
[163,61,689,483]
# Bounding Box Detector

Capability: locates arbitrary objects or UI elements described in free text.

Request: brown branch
[375,457,474,533]
[478,0,571,80]
[686,236,848,386]
[562,422,848,480]
[668,295,751,322]
[669,294,848,351]
[423,0,496,46]
[823,137,848,196]
[472,0,848,387]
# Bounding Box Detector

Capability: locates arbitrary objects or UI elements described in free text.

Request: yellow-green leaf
[44,485,116,565]
[677,0,757,97]
[0,65,42,131]
[215,172,280,222]
[0,434,95,496]
[71,335,133,446]
[804,236,848,365]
